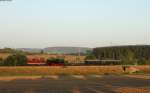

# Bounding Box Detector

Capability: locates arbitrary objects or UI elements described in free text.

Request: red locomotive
[27,57,46,66]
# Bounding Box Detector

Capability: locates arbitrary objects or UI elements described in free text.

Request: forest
[93,45,150,65]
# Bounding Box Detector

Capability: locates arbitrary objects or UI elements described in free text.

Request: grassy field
[0,66,123,76]
[0,66,149,76]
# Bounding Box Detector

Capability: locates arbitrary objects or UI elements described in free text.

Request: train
[27,57,65,66]
[27,57,121,66]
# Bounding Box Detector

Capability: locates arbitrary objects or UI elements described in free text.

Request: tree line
[0,53,27,66]
[93,45,150,65]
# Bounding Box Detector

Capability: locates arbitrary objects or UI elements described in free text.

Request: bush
[0,58,4,66]
[4,53,27,66]
[85,55,96,60]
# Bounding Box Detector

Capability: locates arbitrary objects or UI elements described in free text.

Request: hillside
[16,48,42,53]
[16,47,92,54]
[43,47,92,54]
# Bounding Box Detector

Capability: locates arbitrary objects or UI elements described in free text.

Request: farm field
[0,75,149,93]
[0,66,149,76]
[0,66,123,76]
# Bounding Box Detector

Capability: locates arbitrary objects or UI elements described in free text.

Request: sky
[0,0,150,48]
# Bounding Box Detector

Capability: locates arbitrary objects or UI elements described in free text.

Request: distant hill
[43,47,92,54]
[16,47,92,54]
[16,48,42,53]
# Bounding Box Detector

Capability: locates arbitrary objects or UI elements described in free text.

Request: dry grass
[0,66,149,76]
[0,53,10,59]
[134,66,150,73]
[0,66,124,76]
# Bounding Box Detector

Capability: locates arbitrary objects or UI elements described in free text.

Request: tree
[121,51,138,65]
[86,50,93,55]
[85,50,96,60]
[93,45,150,65]
[4,53,27,66]
[145,59,150,65]
[40,49,44,54]
[0,57,4,66]
[140,58,150,65]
